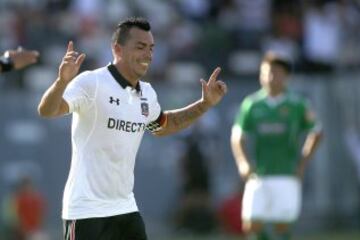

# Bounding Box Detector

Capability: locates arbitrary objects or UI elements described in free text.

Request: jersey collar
[107,63,141,93]
[260,89,287,107]
[265,94,285,107]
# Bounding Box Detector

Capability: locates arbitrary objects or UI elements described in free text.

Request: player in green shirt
[231,52,322,240]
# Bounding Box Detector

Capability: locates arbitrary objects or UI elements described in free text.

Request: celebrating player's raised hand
[200,67,227,107]
[59,41,86,83]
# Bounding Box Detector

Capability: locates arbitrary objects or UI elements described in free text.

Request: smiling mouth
[138,59,151,67]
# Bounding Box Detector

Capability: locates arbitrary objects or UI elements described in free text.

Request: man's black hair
[112,17,151,45]
[262,52,292,74]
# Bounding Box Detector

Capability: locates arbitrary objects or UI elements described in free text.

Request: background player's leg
[274,223,291,240]
[269,177,300,240]
[258,230,271,240]
[243,220,271,240]
[242,176,270,240]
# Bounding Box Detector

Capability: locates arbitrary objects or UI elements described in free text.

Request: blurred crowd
[1,177,47,240]
[1,0,360,90]
[1,0,360,238]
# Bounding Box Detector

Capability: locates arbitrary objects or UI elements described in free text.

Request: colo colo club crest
[141,102,149,117]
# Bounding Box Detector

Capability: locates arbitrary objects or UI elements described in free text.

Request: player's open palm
[201,67,227,107]
[59,41,86,83]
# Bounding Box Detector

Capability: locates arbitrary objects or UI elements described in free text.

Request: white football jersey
[62,64,162,220]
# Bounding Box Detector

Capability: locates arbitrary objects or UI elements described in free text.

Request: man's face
[260,62,288,94]
[115,28,154,79]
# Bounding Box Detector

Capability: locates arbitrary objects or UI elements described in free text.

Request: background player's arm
[153,67,227,136]
[297,130,323,178]
[231,126,252,180]
[38,41,85,118]
[297,105,323,178]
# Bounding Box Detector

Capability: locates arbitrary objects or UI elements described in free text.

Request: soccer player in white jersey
[37,17,227,240]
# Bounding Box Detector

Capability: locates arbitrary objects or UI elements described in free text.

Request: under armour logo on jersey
[109,96,120,105]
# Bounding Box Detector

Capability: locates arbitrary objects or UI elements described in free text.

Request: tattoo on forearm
[167,100,208,130]
[171,107,201,126]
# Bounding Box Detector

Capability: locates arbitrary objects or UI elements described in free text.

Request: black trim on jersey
[146,111,164,133]
[154,111,164,124]
[107,63,141,93]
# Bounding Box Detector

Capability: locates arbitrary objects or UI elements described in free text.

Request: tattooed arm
[154,67,227,136]
[154,99,209,136]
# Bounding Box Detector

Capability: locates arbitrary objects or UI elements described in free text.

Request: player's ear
[112,43,122,55]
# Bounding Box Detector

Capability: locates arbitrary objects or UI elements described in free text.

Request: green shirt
[233,89,319,175]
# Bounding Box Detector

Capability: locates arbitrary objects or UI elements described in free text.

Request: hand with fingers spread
[200,67,228,107]
[59,41,86,83]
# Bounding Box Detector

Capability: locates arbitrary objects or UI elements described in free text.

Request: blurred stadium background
[1,0,360,239]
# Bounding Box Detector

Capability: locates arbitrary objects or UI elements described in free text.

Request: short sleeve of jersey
[63,71,95,113]
[300,98,319,131]
[145,85,165,133]
[148,91,161,122]
[234,97,254,133]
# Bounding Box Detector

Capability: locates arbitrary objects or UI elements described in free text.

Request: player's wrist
[55,77,71,87]
[199,98,212,111]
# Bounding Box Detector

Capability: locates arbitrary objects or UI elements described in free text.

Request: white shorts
[242,175,301,223]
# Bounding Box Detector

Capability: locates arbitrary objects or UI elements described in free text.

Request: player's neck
[112,61,139,88]
[269,92,282,97]
[267,88,285,97]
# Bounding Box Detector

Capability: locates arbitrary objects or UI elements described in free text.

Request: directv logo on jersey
[107,117,146,132]
[258,122,286,134]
